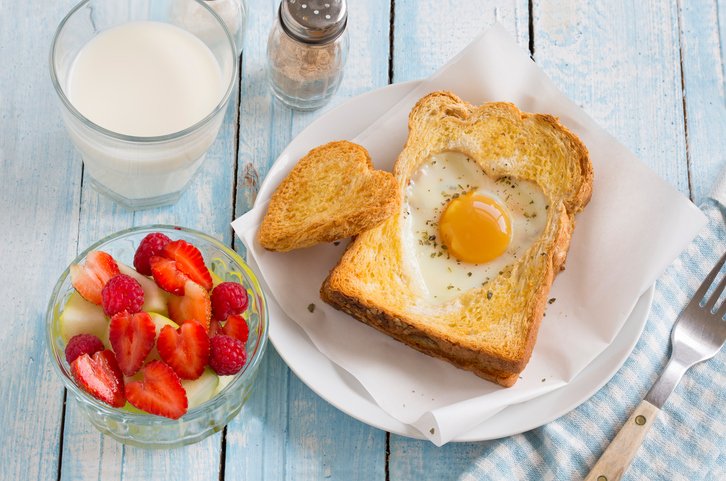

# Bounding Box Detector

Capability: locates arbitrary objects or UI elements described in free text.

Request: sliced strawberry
[125,360,188,419]
[161,240,213,291]
[157,321,210,380]
[168,281,212,331]
[208,319,223,337]
[70,350,125,408]
[150,255,189,296]
[221,314,250,344]
[108,311,156,376]
[70,251,120,305]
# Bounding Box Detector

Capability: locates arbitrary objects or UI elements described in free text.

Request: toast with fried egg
[258,141,400,252]
[321,92,592,387]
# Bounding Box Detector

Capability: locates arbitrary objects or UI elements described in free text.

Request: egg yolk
[439,192,512,264]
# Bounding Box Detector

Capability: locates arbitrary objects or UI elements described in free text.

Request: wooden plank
[677,0,726,203]
[532,0,689,194]
[226,0,390,479]
[57,15,242,481]
[391,0,530,83]
[0,1,83,480]
[387,1,529,477]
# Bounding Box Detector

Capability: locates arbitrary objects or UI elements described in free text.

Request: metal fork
[585,251,726,481]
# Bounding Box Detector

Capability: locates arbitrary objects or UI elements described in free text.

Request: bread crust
[320,280,521,386]
[321,92,593,387]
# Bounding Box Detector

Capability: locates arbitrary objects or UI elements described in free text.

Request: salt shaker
[266,0,349,110]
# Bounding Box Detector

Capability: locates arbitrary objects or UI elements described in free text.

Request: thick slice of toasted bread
[321,92,593,387]
[257,141,400,252]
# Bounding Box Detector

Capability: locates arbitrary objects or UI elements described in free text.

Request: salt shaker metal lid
[280,0,347,45]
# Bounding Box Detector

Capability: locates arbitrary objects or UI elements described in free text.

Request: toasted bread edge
[320,278,521,387]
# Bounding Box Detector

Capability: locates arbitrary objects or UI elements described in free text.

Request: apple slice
[60,292,109,347]
[149,312,178,332]
[213,375,236,397]
[181,367,220,409]
[119,263,169,315]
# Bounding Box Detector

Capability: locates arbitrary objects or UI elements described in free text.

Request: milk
[69,21,223,137]
[61,21,230,207]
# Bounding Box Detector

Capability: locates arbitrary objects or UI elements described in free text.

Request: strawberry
[221,314,249,344]
[168,280,212,331]
[208,319,223,337]
[161,240,213,291]
[108,311,156,376]
[150,255,189,296]
[157,320,210,380]
[70,251,120,305]
[70,350,125,408]
[125,360,188,419]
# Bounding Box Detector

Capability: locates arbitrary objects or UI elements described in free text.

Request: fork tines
[690,251,726,317]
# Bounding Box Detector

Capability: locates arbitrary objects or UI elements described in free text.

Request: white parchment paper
[232,25,706,445]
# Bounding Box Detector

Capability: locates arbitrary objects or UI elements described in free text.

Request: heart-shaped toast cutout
[257,141,400,252]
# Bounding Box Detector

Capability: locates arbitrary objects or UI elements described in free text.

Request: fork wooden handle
[584,400,660,481]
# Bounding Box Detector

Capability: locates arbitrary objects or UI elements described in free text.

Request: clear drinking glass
[49,0,238,210]
[46,225,269,448]
[171,0,248,55]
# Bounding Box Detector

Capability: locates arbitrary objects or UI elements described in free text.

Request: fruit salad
[60,232,252,419]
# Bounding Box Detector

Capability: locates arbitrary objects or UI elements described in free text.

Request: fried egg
[402,151,549,303]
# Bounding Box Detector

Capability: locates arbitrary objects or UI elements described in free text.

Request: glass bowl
[46,225,268,448]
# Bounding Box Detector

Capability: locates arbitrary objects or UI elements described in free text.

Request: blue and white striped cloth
[466,197,725,481]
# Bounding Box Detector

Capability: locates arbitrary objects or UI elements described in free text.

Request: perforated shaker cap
[280,0,348,44]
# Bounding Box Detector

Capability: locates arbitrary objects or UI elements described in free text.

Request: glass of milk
[50,0,238,210]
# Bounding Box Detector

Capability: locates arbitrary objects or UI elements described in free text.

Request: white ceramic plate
[254,81,653,441]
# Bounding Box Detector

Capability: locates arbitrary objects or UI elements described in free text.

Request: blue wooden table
[1,1,723,479]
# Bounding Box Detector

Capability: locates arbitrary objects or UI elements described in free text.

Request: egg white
[402,151,549,303]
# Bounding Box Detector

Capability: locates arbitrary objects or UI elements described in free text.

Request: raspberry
[133,232,171,276]
[101,274,145,316]
[208,335,246,375]
[65,334,105,364]
[211,282,249,321]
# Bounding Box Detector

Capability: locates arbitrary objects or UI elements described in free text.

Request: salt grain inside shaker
[266,0,349,111]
